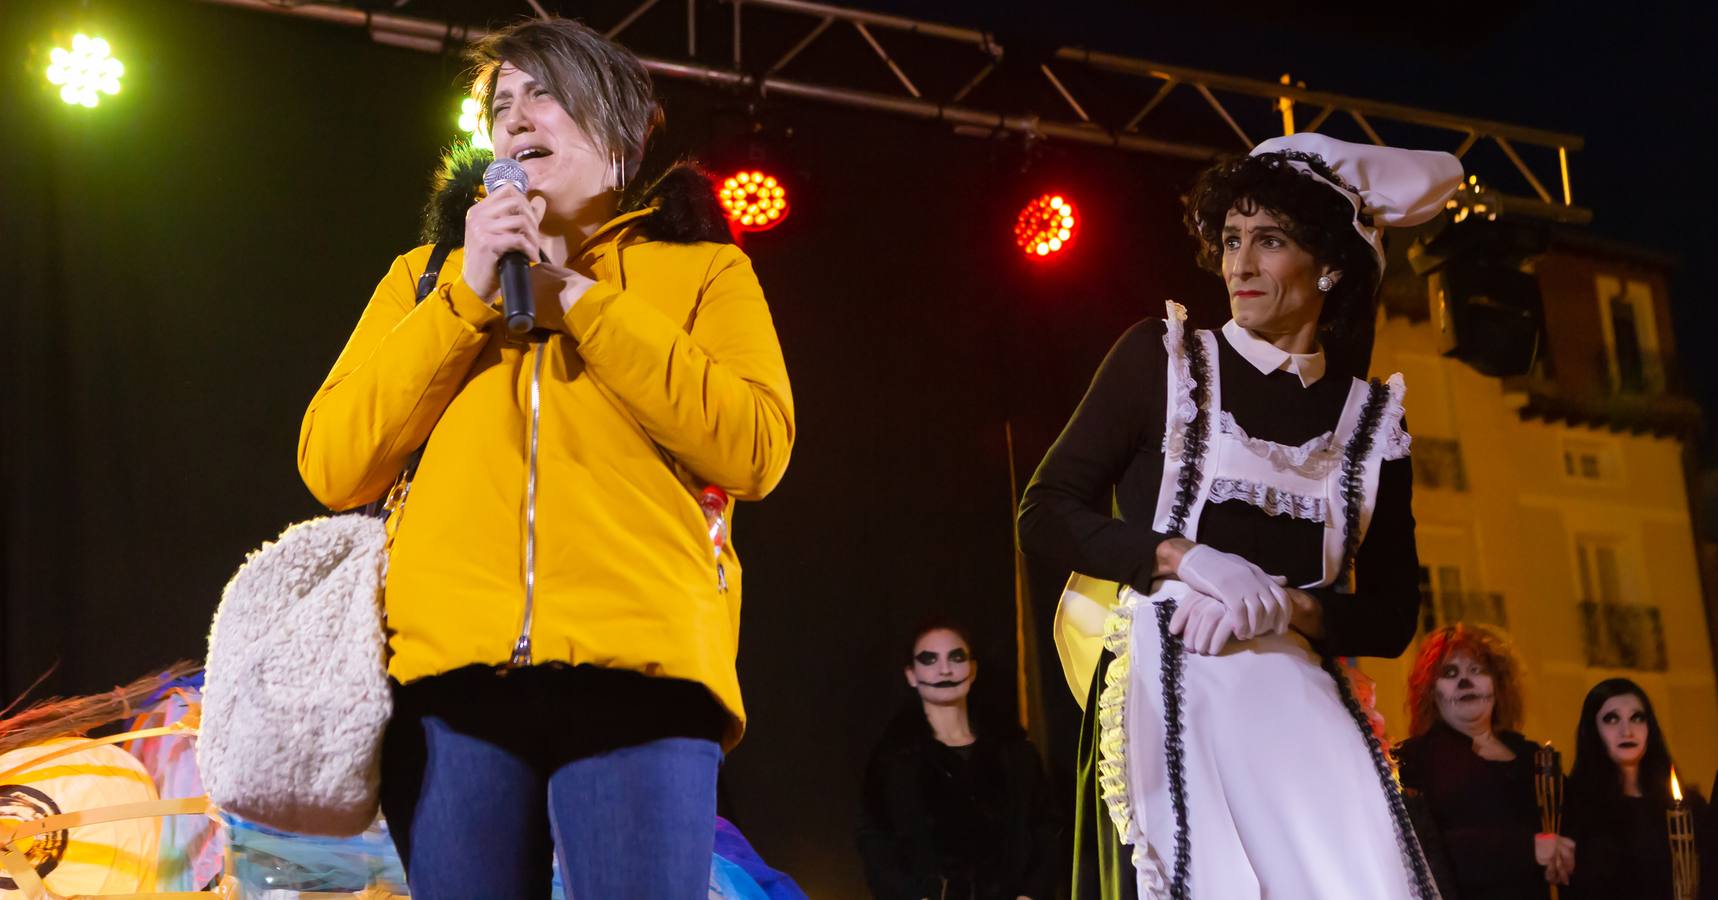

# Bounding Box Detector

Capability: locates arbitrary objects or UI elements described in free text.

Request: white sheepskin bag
[199,514,392,836]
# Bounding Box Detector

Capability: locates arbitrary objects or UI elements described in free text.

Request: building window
[1417,563,1507,631]
[1417,566,1438,634]
[1413,437,1469,491]
[1565,448,1601,479]
[1595,275,1663,394]
[1574,536,1667,671]
[1561,436,1623,485]
[1579,603,1668,671]
[1610,296,1646,392]
[1575,538,1622,604]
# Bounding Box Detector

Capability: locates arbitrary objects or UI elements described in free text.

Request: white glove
[1167,592,1241,656]
[1175,544,1290,639]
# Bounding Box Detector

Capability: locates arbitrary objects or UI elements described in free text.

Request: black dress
[1018,319,1420,653]
[856,702,1061,900]
[1395,722,1551,900]
[1564,780,1718,900]
[1019,318,1425,900]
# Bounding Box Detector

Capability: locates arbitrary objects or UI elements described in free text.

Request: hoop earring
[1316,274,1335,293]
[610,153,626,193]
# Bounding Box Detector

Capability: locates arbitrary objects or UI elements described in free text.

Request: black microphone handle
[499,250,534,334]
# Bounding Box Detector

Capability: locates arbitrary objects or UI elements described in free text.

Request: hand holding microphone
[463,158,540,334]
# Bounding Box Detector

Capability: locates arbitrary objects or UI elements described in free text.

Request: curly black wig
[1184,150,1381,342]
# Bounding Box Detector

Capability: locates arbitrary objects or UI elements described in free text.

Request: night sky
[913,0,1711,432]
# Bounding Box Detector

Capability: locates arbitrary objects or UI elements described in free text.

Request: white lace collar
[1221,320,1326,388]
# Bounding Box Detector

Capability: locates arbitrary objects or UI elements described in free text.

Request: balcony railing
[1578,600,1668,671]
[1411,438,1468,492]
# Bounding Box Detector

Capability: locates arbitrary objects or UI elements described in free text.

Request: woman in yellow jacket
[296,18,793,899]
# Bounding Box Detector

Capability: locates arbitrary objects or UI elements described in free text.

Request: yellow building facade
[1360,239,1717,793]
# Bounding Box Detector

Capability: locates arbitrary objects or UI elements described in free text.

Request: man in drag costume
[1018,133,1462,899]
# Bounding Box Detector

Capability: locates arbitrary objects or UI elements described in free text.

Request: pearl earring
[1316,274,1335,293]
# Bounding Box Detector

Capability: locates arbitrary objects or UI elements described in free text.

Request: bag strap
[415,241,454,302]
[361,241,453,519]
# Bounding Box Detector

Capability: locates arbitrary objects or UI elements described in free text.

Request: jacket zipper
[509,342,545,667]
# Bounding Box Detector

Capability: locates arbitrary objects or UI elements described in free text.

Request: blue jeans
[380,664,726,899]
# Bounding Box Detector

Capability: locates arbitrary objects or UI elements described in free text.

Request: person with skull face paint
[1563,678,1718,900]
[856,621,1059,900]
[1396,624,1566,900]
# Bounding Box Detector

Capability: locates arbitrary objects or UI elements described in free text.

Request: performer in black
[1565,678,1717,900]
[857,620,1060,900]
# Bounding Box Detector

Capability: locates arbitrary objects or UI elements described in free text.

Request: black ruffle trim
[1155,599,1193,900]
[1322,654,1438,899]
[1336,379,1390,584]
[1165,327,1212,539]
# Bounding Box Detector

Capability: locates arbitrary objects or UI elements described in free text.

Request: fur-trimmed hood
[419,144,734,248]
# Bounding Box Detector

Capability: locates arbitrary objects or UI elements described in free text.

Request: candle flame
[1671,768,1683,802]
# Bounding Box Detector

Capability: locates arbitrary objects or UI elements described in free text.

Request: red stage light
[1014,193,1078,260]
[718,170,789,232]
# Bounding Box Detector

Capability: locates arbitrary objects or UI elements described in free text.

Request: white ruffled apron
[1078,302,1434,900]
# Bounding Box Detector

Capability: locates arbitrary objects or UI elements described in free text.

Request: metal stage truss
[195,0,1590,224]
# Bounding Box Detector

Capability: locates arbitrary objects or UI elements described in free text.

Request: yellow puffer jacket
[297,207,794,748]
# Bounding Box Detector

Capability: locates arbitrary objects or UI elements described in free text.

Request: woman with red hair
[1396,624,1571,900]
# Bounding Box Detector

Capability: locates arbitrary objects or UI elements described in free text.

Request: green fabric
[1072,649,1139,900]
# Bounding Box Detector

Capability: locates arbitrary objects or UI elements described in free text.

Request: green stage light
[459,98,493,151]
[47,34,124,108]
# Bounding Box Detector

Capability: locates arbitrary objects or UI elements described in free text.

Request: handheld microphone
[481,158,534,335]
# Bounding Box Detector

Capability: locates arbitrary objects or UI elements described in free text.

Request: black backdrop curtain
[0,1,1221,894]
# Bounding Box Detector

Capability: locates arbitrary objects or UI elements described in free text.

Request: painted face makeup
[1596,693,1650,767]
[913,647,970,687]
[905,628,975,704]
[1433,650,1496,732]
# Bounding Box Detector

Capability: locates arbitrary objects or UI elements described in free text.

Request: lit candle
[1669,768,1699,900]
